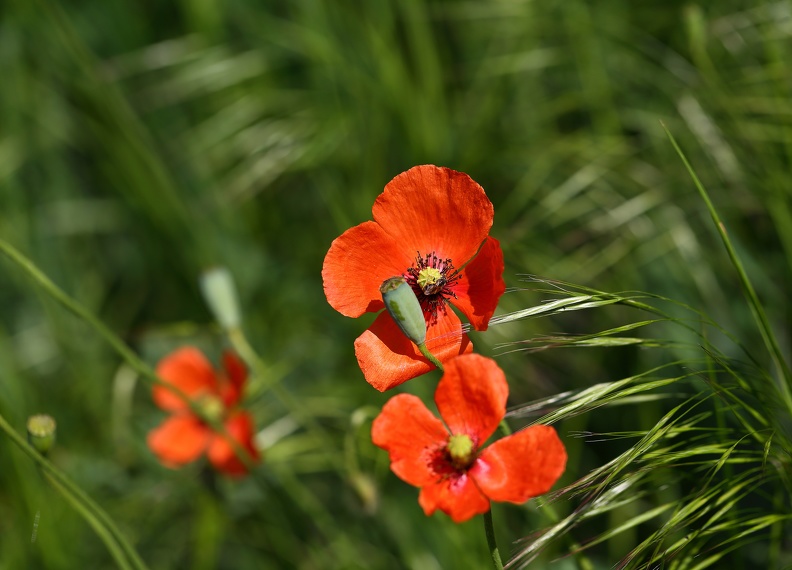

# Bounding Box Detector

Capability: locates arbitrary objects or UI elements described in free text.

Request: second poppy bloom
[322,165,506,391]
[372,354,566,523]
[147,347,260,477]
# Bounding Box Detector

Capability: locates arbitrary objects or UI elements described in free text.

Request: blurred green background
[1,0,790,568]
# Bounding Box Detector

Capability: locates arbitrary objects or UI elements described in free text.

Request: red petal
[207,412,260,476]
[220,351,247,407]
[372,166,495,270]
[153,347,219,412]
[418,473,491,523]
[147,415,210,467]
[355,309,472,391]
[322,221,412,318]
[450,237,505,331]
[435,354,508,445]
[371,394,448,487]
[471,425,566,503]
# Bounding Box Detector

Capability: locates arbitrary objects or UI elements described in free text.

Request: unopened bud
[27,414,56,454]
[380,277,426,346]
[199,266,241,330]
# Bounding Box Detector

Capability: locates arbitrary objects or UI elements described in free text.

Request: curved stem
[227,327,345,472]
[0,411,147,570]
[483,509,504,570]
[417,342,444,372]
[0,239,258,473]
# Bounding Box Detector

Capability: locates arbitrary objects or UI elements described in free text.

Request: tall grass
[1,0,791,567]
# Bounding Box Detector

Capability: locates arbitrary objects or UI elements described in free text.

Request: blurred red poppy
[322,165,505,391]
[372,354,566,523]
[147,347,260,476]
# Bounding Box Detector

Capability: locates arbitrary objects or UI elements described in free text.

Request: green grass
[2,0,792,568]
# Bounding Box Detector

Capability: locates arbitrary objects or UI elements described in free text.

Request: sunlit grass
[1,0,791,567]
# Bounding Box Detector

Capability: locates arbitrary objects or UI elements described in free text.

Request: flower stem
[0,238,259,473]
[483,509,504,570]
[0,410,147,570]
[417,342,444,372]
[227,326,346,472]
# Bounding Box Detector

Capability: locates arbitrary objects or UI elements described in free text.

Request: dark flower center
[427,434,478,479]
[403,251,459,324]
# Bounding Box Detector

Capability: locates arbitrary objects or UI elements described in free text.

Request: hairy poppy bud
[380,277,426,346]
[27,414,56,455]
[200,266,241,330]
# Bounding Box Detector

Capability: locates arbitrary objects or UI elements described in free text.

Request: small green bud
[27,414,57,454]
[380,277,426,346]
[199,266,241,330]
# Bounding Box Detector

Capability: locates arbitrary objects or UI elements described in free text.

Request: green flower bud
[27,414,57,455]
[380,277,426,346]
[199,266,241,330]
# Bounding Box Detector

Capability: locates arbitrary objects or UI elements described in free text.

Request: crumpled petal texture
[322,165,506,390]
[355,309,472,392]
[371,354,567,523]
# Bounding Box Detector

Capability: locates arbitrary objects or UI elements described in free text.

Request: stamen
[403,251,460,324]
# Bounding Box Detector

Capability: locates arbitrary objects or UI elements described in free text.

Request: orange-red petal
[372,166,494,269]
[153,347,219,412]
[355,309,472,392]
[435,354,508,445]
[207,412,260,476]
[471,425,566,503]
[418,473,491,523]
[220,351,246,407]
[371,394,449,487]
[147,415,211,467]
[450,236,505,331]
[322,220,413,318]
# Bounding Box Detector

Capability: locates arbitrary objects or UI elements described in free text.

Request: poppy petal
[207,412,260,476]
[220,351,247,407]
[355,309,472,392]
[418,473,491,523]
[322,221,413,318]
[435,354,508,445]
[372,166,494,269]
[371,394,449,487]
[147,415,210,467]
[471,425,566,503]
[153,347,220,412]
[450,237,506,331]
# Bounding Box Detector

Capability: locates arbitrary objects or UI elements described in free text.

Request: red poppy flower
[147,347,260,477]
[322,165,505,391]
[371,354,566,523]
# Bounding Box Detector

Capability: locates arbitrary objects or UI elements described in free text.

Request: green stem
[417,342,444,372]
[483,509,504,570]
[43,472,134,570]
[0,239,258,472]
[0,411,147,570]
[227,327,345,472]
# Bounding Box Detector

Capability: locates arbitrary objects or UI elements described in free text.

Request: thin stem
[227,327,345,472]
[0,411,148,570]
[417,342,444,372]
[483,509,504,570]
[0,239,258,473]
[43,472,134,570]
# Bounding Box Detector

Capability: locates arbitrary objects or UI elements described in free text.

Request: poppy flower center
[447,433,475,470]
[403,251,459,323]
[195,393,225,424]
